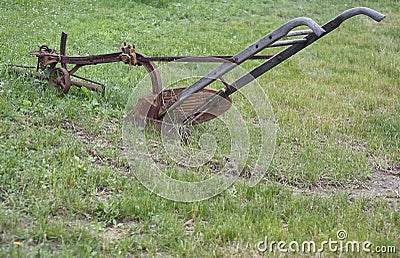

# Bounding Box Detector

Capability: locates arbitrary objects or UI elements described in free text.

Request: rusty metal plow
[10,7,384,130]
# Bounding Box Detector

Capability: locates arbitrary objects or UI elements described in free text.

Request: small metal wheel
[49,68,72,95]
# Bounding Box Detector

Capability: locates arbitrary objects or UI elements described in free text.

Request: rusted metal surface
[135,51,163,95]
[17,38,163,96]
[8,65,48,80]
[158,87,232,125]
[49,67,71,94]
[9,7,384,131]
[136,55,274,63]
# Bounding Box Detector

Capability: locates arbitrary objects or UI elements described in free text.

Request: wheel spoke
[48,68,71,95]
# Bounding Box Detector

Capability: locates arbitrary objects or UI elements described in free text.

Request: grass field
[1,0,399,256]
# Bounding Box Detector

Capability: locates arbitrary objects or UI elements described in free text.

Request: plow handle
[164,16,326,115]
[225,7,385,96]
[234,16,325,64]
[333,7,385,25]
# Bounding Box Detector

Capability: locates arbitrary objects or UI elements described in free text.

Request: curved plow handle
[333,7,385,25]
[319,7,385,36]
[163,7,384,115]
[275,16,326,37]
[234,17,325,63]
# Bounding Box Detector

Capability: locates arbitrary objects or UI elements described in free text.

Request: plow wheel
[49,67,72,95]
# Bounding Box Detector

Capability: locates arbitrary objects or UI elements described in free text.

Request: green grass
[1,0,399,256]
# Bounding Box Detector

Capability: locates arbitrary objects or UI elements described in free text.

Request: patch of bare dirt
[99,226,129,241]
[349,166,400,201]
[60,119,97,144]
[291,167,400,204]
